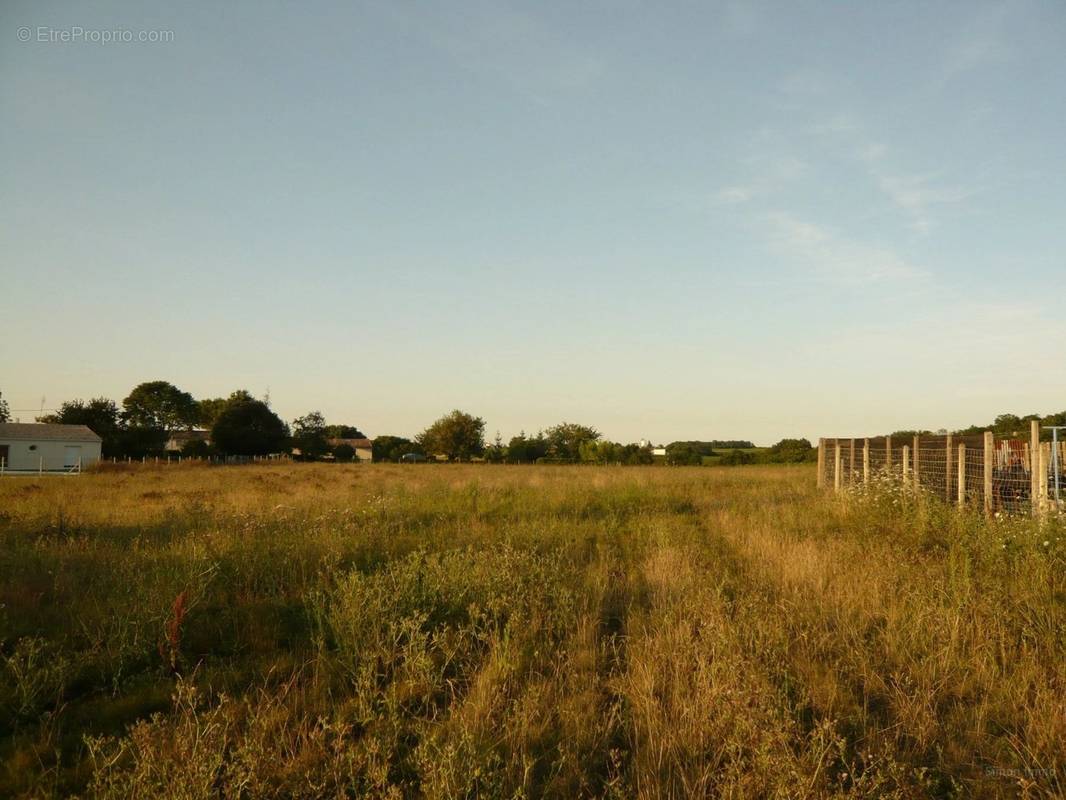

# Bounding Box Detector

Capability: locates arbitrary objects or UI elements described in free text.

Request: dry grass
[0,462,1062,798]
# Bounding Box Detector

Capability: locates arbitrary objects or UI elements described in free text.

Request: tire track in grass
[616,532,817,799]
[695,498,972,798]
[412,521,650,799]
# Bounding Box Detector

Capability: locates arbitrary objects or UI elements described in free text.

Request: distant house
[327,437,374,462]
[0,423,102,472]
[164,430,211,452]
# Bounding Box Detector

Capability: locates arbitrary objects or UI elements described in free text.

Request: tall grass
[0,463,1062,798]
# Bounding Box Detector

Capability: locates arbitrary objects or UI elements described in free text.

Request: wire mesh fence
[818,427,1066,516]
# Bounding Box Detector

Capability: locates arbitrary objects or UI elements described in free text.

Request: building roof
[166,430,211,442]
[0,423,103,442]
[328,437,374,449]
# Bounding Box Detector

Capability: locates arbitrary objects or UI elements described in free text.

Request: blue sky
[3,1,1065,444]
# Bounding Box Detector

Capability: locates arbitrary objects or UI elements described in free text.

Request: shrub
[180,439,212,458]
[718,449,755,466]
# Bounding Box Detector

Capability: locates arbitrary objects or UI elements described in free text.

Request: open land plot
[1,463,1063,798]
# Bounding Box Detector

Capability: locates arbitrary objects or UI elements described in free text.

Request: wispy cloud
[777,68,840,99]
[939,4,1011,86]
[806,112,859,136]
[714,153,807,205]
[716,185,757,204]
[765,212,929,285]
[873,172,975,233]
[808,114,974,233]
[856,142,888,163]
[376,1,607,100]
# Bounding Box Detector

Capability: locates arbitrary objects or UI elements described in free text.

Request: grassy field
[1,463,1063,798]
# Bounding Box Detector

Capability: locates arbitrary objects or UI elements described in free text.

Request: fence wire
[820,433,1066,515]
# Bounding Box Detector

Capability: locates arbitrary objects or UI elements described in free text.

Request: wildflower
[1043,541,1050,547]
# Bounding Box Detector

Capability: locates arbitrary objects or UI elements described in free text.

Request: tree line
[35,382,1066,465]
[888,410,1066,442]
[0,383,811,465]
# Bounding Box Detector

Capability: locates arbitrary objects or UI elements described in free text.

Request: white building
[164,430,211,452]
[0,423,102,472]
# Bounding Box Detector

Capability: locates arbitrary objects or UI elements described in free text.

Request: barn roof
[0,423,103,442]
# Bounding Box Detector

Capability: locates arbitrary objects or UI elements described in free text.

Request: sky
[2,1,1065,445]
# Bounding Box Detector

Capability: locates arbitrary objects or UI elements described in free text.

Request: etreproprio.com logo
[17,26,175,44]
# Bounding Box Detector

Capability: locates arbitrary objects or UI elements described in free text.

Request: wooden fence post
[945,434,953,502]
[902,445,910,485]
[1030,420,1040,517]
[849,439,856,486]
[984,432,994,516]
[957,442,966,507]
[885,435,892,474]
[912,434,921,492]
[834,441,842,493]
[1038,442,1049,517]
[817,438,825,489]
[863,438,870,484]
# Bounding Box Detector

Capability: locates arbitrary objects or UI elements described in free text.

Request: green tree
[990,413,1040,438]
[719,449,755,466]
[0,391,9,423]
[545,422,600,462]
[113,427,168,459]
[324,424,366,439]
[764,438,816,463]
[506,431,548,463]
[38,397,124,457]
[665,442,703,466]
[418,410,485,462]
[122,381,199,431]
[292,411,330,460]
[578,439,617,463]
[888,430,932,440]
[622,442,654,465]
[211,400,289,456]
[198,390,255,429]
[708,440,755,449]
[333,443,356,462]
[372,435,422,463]
[484,431,506,463]
[676,441,719,457]
[578,440,653,465]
